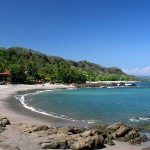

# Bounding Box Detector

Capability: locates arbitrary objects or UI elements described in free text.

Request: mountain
[0,46,138,84]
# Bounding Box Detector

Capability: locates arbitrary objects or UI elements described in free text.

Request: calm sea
[16,82,150,126]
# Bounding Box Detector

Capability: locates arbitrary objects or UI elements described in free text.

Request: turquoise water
[20,82,150,126]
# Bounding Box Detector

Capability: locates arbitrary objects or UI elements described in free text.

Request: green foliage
[0,47,137,84]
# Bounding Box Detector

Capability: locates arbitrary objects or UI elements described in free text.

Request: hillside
[0,47,137,84]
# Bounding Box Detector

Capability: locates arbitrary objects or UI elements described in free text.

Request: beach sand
[0,83,149,150]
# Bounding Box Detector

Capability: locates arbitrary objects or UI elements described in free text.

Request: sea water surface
[15,82,150,126]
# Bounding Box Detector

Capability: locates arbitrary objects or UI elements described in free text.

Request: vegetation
[0,47,138,84]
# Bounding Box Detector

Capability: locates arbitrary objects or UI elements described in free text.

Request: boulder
[112,124,130,138]
[71,135,105,150]
[130,134,148,145]
[0,118,10,127]
[81,129,103,137]
[106,122,124,133]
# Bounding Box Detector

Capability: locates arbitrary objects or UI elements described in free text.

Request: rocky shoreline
[0,118,149,150]
[75,82,136,88]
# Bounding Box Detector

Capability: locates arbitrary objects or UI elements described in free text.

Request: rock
[81,129,103,137]
[71,135,105,150]
[41,139,68,149]
[112,124,130,138]
[34,125,49,131]
[23,124,57,137]
[117,129,139,142]
[57,126,83,135]
[0,118,10,127]
[104,137,115,146]
[106,122,124,133]
[130,134,148,145]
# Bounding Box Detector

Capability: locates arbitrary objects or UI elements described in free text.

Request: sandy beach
[0,83,149,150]
[0,84,76,126]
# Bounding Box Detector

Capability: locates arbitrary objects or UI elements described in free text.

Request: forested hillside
[0,47,137,84]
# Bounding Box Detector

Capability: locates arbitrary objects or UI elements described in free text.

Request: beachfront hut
[0,72,10,84]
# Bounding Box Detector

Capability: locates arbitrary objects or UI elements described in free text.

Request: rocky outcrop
[21,122,149,149]
[75,82,137,88]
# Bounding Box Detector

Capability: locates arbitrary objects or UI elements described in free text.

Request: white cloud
[123,66,150,76]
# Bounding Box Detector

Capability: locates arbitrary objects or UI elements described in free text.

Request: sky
[0,0,150,76]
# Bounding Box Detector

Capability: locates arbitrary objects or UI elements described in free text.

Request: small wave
[130,117,150,122]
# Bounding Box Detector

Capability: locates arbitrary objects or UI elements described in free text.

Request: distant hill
[136,75,150,81]
[0,46,138,83]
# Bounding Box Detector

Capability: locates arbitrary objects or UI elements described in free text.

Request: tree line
[0,47,138,84]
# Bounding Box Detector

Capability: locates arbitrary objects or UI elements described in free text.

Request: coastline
[0,84,77,126]
[0,83,150,150]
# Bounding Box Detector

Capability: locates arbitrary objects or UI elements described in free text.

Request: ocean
[15,82,150,127]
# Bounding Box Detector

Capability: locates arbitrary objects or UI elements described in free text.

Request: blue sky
[1,0,150,75]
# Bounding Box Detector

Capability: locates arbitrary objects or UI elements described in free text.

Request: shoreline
[0,83,150,149]
[0,84,79,126]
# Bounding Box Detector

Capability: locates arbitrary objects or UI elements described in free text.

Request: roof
[0,72,10,75]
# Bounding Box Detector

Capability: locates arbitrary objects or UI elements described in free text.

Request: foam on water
[130,117,150,122]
